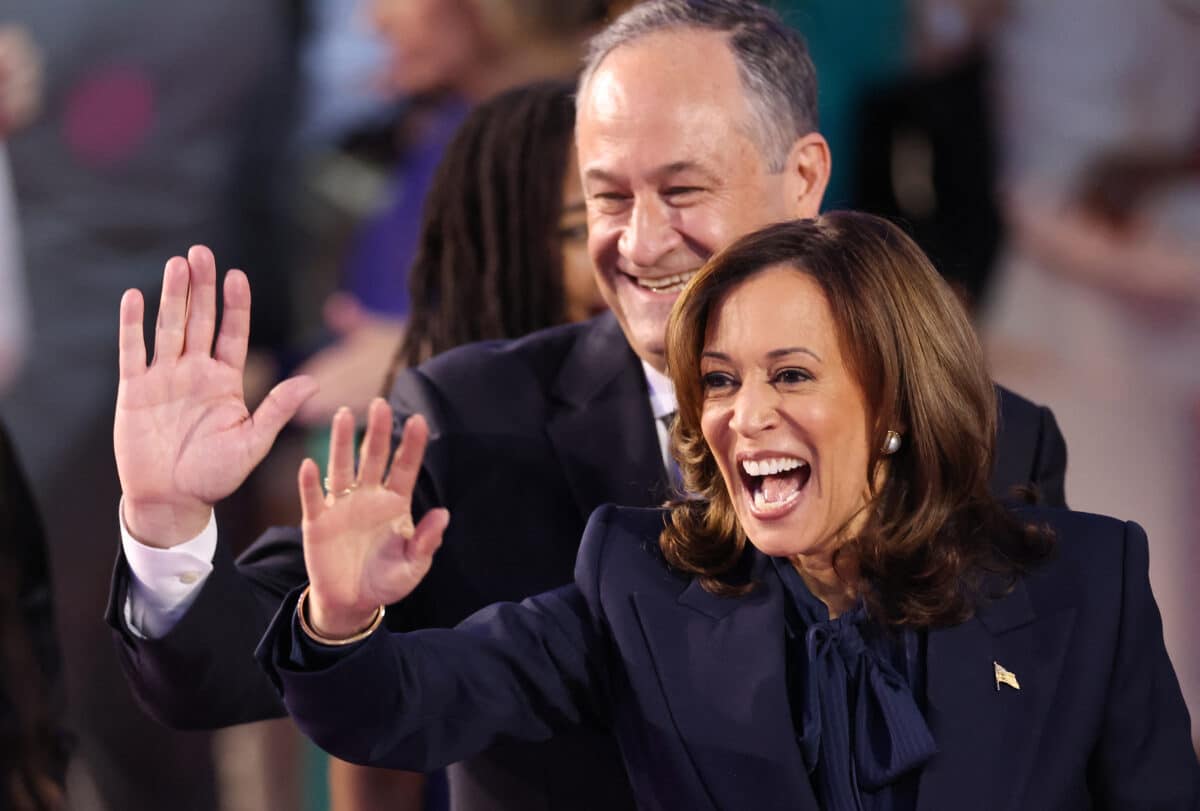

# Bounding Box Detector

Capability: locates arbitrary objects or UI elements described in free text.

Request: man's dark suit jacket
[258,505,1199,810]
[107,312,1069,809]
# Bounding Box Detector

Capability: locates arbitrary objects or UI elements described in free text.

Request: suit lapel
[546,314,669,520]
[918,580,1076,811]
[631,557,819,810]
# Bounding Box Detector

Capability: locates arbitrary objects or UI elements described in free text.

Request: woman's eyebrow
[767,347,822,362]
[701,347,823,362]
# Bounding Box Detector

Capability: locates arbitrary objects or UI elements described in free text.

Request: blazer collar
[917,577,1076,811]
[632,554,820,810]
[545,314,670,518]
[636,546,1075,810]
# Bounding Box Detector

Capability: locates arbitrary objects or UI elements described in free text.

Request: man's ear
[783,132,831,218]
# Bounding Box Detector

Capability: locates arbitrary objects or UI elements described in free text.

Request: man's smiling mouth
[621,270,696,293]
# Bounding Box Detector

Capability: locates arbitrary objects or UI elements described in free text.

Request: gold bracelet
[296,585,385,646]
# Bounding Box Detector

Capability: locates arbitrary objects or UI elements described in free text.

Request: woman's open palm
[299,399,449,637]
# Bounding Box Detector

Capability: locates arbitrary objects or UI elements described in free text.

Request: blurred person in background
[322,79,604,810]
[0,419,68,811]
[0,24,41,394]
[980,0,1200,748]
[0,2,303,808]
[772,0,1006,308]
[293,0,608,426]
[0,27,68,811]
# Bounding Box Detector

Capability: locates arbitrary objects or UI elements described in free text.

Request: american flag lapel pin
[994,661,1020,691]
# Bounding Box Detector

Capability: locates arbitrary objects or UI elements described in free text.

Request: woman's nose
[729,381,779,437]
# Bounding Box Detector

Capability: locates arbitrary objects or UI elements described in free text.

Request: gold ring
[324,478,358,498]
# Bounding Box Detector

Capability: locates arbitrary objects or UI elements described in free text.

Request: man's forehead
[578,27,744,119]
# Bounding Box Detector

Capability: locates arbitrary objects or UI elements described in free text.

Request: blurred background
[0,0,1195,808]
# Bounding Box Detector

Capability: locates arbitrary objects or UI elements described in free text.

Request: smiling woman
[259,213,1200,811]
[662,213,1047,625]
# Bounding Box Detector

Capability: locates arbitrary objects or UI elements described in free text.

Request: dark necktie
[659,412,684,493]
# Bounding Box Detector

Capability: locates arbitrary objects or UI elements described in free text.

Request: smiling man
[107,2,1068,809]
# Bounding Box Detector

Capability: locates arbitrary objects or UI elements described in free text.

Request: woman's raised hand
[299,399,450,638]
[114,247,318,546]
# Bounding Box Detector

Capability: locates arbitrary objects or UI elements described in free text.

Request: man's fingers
[384,414,429,499]
[297,457,325,524]
[213,269,251,371]
[118,289,147,381]
[325,407,357,495]
[356,398,393,485]
[152,257,190,363]
[183,245,218,355]
[245,375,318,463]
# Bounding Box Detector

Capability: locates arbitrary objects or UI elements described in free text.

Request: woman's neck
[791,552,858,619]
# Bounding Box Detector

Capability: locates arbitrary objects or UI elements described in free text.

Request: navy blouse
[770,558,937,811]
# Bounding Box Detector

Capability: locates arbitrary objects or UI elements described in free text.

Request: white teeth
[635,271,695,292]
[753,488,799,509]
[741,457,806,477]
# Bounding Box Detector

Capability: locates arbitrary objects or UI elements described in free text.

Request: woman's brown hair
[661,212,1051,627]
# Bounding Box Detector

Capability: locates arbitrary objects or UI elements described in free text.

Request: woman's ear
[783,132,832,219]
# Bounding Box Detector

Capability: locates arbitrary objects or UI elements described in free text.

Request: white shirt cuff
[119,498,217,640]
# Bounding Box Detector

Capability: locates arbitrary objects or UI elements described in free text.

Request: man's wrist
[122,498,213,548]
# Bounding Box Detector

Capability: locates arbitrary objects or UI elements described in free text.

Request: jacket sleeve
[1089,520,1200,807]
[255,505,618,771]
[106,525,306,728]
[103,365,454,729]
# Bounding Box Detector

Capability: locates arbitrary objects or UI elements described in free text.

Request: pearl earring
[882,430,902,455]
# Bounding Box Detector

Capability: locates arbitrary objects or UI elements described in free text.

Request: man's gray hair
[579,0,818,172]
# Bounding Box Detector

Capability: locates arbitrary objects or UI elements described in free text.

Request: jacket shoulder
[386,317,608,430]
[575,506,678,592]
[1009,505,1138,610]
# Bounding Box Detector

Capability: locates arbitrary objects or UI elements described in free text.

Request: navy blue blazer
[109,313,1069,809]
[260,504,1199,810]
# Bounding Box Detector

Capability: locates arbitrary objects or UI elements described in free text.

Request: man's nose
[618,197,680,268]
[729,381,780,437]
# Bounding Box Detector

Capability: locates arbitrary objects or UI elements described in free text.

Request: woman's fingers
[356,398,393,485]
[409,507,449,561]
[384,414,428,500]
[325,407,358,496]
[182,245,218,355]
[297,457,326,524]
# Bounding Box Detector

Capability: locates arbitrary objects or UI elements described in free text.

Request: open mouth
[622,270,696,294]
[739,456,811,516]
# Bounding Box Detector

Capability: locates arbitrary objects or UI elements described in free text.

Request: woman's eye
[773,368,811,385]
[702,371,735,390]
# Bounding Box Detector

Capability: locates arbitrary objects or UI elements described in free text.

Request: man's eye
[557,224,588,242]
[589,192,631,208]
[773,368,811,385]
[664,186,701,199]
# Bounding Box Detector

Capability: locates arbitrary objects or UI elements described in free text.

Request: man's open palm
[114,246,316,546]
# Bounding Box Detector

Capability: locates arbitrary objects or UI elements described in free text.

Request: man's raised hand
[115,246,317,547]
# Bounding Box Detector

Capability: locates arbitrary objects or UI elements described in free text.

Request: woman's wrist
[298,586,385,645]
